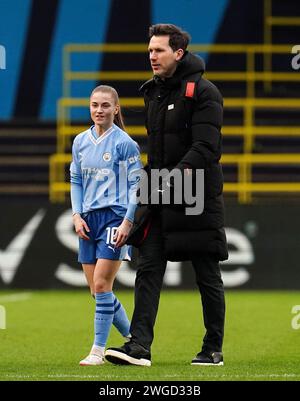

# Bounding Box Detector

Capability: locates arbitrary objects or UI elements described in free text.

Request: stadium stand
[49,41,300,204]
[1,0,300,203]
[0,126,55,196]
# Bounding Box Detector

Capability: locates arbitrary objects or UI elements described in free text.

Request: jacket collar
[139,78,154,93]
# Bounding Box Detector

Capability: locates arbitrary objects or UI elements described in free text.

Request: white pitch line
[2,373,300,380]
[48,374,101,379]
[0,292,32,303]
[165,373,300,379]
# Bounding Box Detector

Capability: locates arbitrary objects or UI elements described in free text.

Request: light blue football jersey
[70,124,142,222]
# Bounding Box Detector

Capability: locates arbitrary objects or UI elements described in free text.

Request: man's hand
[114,218,133,248]
[72,213,90,240]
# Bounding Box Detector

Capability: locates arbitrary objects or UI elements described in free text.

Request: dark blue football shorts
[78,208,132,264]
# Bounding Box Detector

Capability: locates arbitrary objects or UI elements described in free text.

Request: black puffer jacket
[140,51,228,262]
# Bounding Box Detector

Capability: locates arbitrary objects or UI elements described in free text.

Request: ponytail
[113,108,126,131]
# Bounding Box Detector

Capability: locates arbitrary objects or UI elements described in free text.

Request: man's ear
[175,48,184,61]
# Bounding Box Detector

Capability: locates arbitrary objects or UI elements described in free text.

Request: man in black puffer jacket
[106,24,228,367]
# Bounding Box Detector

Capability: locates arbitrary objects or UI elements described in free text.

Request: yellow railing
[63,43,297,99]
[221,153,300,203]
[57,97,300,154]
[50,39,300,203]
[49,153,300,203]
[264,0,300,90]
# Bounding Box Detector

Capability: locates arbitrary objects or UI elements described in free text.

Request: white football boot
[79,345,104,366]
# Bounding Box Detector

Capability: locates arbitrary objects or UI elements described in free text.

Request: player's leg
[82,262,130,337]
[78,215,105,366]
[92,259,122,355]
[81,263,95,296]
[112,293,131,340]
[97,210,131,339]
[81,209,131,365]
[80,259,121,366]
[77,214,96,288]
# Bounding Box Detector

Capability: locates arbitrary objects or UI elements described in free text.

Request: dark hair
[149,24,191,52]
[91,85,126,131]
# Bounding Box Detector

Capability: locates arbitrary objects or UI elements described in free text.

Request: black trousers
[130,215,225,353]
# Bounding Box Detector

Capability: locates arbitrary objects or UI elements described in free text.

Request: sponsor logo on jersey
[128,154,141,164]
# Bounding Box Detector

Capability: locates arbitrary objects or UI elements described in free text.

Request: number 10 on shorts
[106,227,118,245]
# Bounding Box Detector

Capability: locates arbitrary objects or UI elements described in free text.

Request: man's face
[148,35,184,78]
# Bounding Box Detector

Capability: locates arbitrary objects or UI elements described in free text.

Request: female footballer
[70,85,142,365]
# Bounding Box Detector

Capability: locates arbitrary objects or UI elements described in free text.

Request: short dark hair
[149,24,191,52]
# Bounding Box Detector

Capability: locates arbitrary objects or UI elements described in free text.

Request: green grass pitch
[0,290,299,381]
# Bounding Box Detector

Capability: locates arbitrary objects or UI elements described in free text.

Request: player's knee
[94,278,110,293]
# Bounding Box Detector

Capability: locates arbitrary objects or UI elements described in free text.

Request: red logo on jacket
[185,82,196,98]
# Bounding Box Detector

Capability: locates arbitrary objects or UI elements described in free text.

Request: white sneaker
[79,345,105,366]
[79,353,104,366]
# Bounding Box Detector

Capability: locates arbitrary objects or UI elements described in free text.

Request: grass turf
[0,290,299,381]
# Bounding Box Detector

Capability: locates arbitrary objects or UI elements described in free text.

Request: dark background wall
[0,200,299,290]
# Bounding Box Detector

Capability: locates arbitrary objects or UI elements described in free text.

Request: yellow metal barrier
[49,153,71,202]
[49,153,300,204]
[63,43,296,99]
[57,97,300,154]
[222,153,300,203]
[264,0,300,90]
[51,39,300,203]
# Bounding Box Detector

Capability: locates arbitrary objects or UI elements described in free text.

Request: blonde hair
[91,85,125,131]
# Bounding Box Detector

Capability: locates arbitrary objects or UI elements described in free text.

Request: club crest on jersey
[103,152,111,162]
